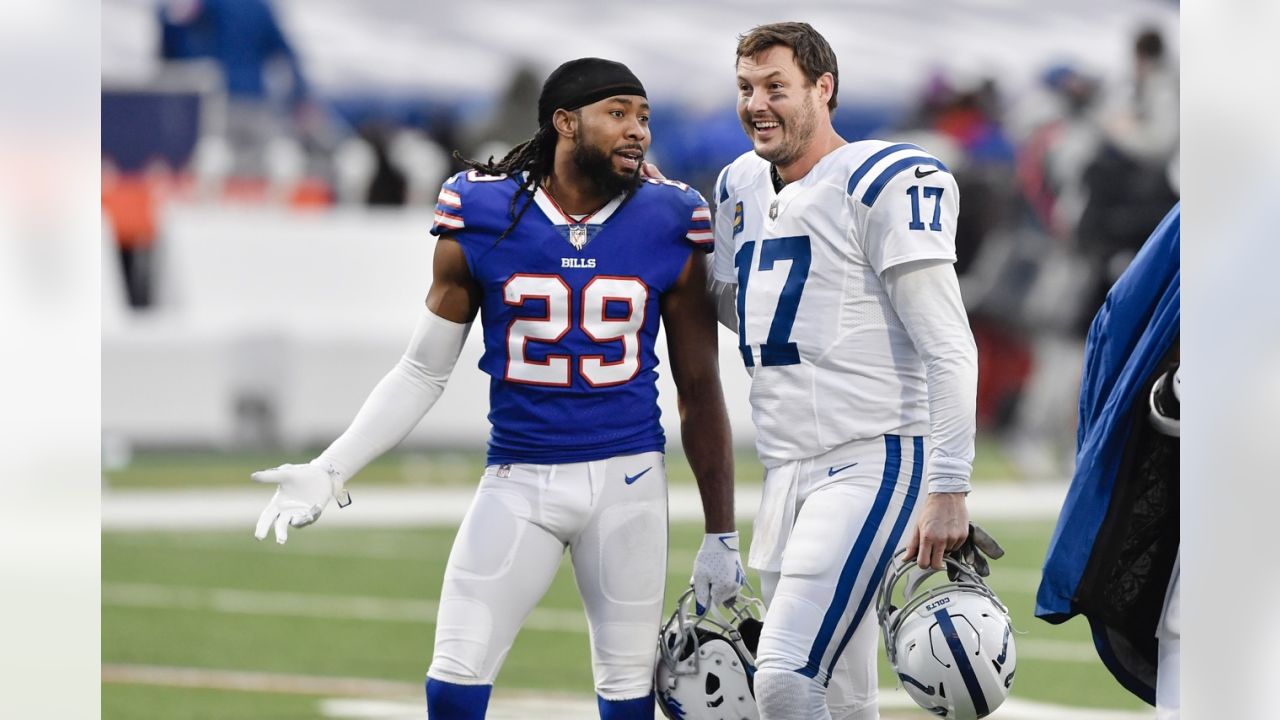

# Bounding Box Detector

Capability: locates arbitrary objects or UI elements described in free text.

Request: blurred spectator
[389,129,450,206]
[359,123,408,206]
[160,0,307,104]
[332,134,377,205]
[1100,28,1179,171]
[159,0,314,178]
[1014,65,1103,239]
[101,159,169,309]
[1077,26,1179,334]
[993,28,1179,478]
[463,64,542,168]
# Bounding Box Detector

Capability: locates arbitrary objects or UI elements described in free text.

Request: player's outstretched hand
[641,161,666,180]
[691,531,746,615]
[252,462,349,544]
[947,522,1005,580]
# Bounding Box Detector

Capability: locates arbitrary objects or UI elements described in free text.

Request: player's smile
[750,118,782,143]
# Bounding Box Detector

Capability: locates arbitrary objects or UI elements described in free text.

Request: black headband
[537,58,647,127]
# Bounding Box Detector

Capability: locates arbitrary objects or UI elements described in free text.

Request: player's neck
[774,129,847,185]
[545,158,612,216]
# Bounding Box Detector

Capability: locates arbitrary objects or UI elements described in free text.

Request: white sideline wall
[103,204,757,450]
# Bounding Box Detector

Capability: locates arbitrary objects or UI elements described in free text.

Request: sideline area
[104,663,1153,720]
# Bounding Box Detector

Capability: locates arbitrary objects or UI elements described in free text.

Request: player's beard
[748,92,819,168]
[572,137,643,197]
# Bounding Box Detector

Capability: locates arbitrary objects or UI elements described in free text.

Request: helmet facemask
[656,587,765,720]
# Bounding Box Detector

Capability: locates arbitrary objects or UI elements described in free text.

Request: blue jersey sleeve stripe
[845,143,926,196]
[718,167,730,204]
[859,156,948,207]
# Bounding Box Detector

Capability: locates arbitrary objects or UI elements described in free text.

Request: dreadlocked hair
[452,123,559,243]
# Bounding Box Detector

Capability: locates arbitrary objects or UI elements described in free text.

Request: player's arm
[885,258,977,570]
[706,264,739,333]
[663,252,734,532]
[662,252,743,612]
[708,165,739,332]
[253,238,480,544]
[857,161,974,570]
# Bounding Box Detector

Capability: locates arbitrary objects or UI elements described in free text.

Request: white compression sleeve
[704,254,739,332]
[882,259,978,493]
[316,309,471,480]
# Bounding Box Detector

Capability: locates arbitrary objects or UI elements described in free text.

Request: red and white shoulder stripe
[686,204,713,245]
[437,188,461,209]
[432,187,465,232]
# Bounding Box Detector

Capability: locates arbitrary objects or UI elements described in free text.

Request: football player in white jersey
[709,23,982,720]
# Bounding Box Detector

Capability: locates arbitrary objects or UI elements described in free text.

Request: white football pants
[751,435,926,720]
[425,451,668,701]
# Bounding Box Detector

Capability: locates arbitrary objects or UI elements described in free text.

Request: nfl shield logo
[569,225,589,250]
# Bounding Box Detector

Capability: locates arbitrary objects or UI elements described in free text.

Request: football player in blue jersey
[706,23,1002,720]
[251,58,743,720]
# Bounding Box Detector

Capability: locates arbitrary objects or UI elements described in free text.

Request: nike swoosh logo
[827,462,859,477]
[624,467,652,485]
[914,167,939,178]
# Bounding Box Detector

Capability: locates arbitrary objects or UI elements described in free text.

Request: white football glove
[252,461,351,544]
[691,531,746,615]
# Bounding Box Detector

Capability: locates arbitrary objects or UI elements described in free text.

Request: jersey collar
[532,181,626,227]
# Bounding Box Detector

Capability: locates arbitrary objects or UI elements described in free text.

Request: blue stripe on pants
[798,435,902,679]
[822,436,924,683]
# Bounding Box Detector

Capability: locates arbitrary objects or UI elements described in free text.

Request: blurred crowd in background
[102,0,1178,478]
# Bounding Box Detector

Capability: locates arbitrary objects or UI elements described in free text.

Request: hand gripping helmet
[655,587,765,720]
[876,551,1016,719]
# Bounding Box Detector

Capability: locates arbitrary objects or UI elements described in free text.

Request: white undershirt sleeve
[882,259,978,493]
[316,308,471,480]
[705,256,739,332]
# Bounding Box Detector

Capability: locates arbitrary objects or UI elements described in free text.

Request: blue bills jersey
[429,170,712,465]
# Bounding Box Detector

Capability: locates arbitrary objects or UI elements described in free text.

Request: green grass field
[103,446,1141,718]
[103,436,1023,491]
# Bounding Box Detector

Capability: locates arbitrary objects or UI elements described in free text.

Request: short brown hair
[736,22,839,112]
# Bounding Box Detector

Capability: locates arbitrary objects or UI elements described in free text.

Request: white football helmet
[655,587,764,720]
[876,551,1016,719]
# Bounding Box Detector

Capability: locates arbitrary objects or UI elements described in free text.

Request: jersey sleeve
[429,172,467,237]
[710,164,737,284]
[684,188,714,253]
[852,153,959,275]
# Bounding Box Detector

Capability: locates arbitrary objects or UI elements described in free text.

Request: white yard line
[102,483,1068,530]
[103,664,1153,719]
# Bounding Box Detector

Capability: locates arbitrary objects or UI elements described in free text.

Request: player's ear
[552,108,578,139]
[816,72,835,108]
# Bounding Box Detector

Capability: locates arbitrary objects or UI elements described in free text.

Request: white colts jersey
[712,141,960,466]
